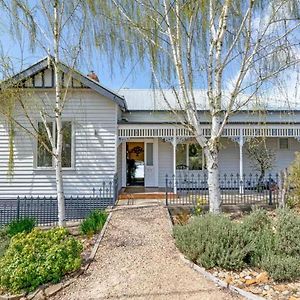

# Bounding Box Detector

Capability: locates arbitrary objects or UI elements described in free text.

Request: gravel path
[53,203,242,300]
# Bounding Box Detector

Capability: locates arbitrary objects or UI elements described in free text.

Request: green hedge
[0,227,83,293]
[174,208,300,282]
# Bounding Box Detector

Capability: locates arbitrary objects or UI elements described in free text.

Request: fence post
[17,196,20,221]
[268,174,273,205]
[165,175,168,206]
[268,188,273,205]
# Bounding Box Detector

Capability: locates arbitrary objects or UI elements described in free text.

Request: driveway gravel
[52,203,242,300]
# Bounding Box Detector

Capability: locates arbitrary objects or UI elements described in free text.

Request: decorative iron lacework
[118,125,300,138]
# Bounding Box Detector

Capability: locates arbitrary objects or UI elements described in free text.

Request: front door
[144,139,158,187]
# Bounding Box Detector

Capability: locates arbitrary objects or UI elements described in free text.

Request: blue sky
[0,10,152,90]
[0,3,299,103]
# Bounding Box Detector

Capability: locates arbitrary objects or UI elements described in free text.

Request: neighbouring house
[0,57,299,200]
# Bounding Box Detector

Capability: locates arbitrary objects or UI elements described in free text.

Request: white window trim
[278,137,289,150]
[33,120,75,170]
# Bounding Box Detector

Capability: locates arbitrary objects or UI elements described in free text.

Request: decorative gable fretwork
[22,67,86,89]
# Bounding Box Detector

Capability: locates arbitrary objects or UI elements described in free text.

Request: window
[146,143,153,166]
[279,138,289,150]
[189,144,204,170]
[61,121,72,168]
[176,144,187,169]
[176,143,205,170]
[37,122,53,167]
[36,121,73,168]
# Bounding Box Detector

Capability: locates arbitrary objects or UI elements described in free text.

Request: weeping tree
[94,0,300,212]
[0,0,99,226]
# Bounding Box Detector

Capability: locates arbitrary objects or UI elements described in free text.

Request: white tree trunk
[206,148,221,213]
[53,0,66,227]
[55,152,65,226]
[206,114,221,213]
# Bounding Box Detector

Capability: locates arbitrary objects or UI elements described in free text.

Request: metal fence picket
[0,177,119,227]
[166,173,286,207]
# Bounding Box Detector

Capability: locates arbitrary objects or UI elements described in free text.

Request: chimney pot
[87,71,99,82]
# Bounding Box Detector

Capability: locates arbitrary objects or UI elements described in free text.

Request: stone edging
[0,212,113,300]
[165,208,265,300]
[179,254,265,300]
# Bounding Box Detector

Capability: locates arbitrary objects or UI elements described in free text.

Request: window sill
[33,167,76,171]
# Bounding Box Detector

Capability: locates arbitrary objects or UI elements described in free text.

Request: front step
[118,192,166,200]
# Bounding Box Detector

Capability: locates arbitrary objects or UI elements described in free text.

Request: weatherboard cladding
[1,58,300,197]
[0,90,118,198]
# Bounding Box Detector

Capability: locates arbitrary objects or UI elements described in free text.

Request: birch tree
[96,0,300,213]
[0,0,96,226]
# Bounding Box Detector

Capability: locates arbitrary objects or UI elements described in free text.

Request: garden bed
[0,210,109,299]
[171,208,300,300]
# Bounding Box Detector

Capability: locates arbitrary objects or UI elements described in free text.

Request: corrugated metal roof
[119,89,208,111]
[119,89,300,111]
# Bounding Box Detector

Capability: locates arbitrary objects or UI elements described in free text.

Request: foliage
[174,208,300,282]
[274,209,300,256]
[240,209,274,266]
[174,214,252,270]
[246,138,275,181]
[262,255,300,282]
[287,152,300,208]
[80,210,108,236]
[6,217,36,237]
[0,227,83,293]
[193,196,206,216]
[0,228,10,257]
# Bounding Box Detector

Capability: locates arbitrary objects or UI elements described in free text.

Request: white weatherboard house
[0,57,300,199]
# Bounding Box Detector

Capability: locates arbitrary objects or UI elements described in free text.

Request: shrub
[0,227,83,293]
[240,209,274,266]
[0,228,9,257]
[80,210,108,236]
[262,254,300,282]
[241,208,271,232]
[287,152,300,208]
[274,209,300,256]
[174,214,252,270]
[6,218,36,237]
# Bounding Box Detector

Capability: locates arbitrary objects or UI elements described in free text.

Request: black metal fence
[0,178,119,227]
[165,173,282,206]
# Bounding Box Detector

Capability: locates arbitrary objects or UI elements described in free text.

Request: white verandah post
[172,136,177,194]
[239,130,244,194]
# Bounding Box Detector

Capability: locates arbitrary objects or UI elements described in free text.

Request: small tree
[246,138,275,183]
[286,152,300,208]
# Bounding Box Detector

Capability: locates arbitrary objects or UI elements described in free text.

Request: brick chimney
[87,71,99,82]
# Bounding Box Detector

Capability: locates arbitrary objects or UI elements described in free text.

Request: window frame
[34,120,75,170]
[176,142,206,170]
[278,137,289,150]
